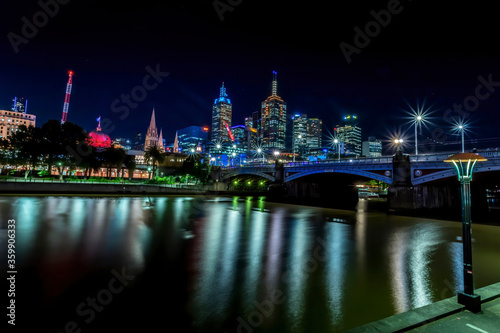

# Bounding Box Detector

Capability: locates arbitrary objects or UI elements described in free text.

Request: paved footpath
[411,296,500,333]
[347,282,500,333]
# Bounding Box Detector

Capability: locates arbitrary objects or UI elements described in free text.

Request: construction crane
[60,70,73,124]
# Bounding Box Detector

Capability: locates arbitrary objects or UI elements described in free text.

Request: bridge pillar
[268,161,287,198]
[387,151,414,211]
[387,152,490,221]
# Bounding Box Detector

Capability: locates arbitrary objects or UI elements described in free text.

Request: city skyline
[1,1,500,152]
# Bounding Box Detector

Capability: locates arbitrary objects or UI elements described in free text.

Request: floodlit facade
[0,99,36,139]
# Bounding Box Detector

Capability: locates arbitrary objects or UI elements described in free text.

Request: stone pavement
[346,282,500,333]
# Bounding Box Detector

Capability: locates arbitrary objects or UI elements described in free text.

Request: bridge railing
[410,150,500,162]
[221,150,500,169]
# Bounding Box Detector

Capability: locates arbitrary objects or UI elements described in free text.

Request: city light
[451,118,471,153]
[401,98,436,155]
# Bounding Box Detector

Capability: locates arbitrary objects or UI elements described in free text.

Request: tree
[40,120,88,180]
[9,125,43,179]
[123,155,137,180]
[144,145,165,179]
[100,146,126,179]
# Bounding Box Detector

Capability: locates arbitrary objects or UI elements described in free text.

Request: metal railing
[222,150,500,169]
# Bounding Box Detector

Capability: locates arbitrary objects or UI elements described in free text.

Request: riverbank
[0,181,270,197]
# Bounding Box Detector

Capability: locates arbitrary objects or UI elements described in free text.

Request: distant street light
[444,152,487,313]
[273,151,279,163]
[394,138,404,152]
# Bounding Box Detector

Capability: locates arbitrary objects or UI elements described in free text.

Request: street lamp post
[444,152,487,313]
[394,138,404,152]
[257,148,263,164]
[216,144,221,166]
[273,150,279,164]
[415,115,422,155]
[334,138,340,160]
[458,125,465,153]
[294,134,302,162]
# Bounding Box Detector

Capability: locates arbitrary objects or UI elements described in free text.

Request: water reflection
[325,221,350,324]
[388,223,443,312]
[285,211,312,332]
[1,195,498,333]
[242,207,267,310]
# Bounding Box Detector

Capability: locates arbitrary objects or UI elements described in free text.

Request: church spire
[144,108,159,151]
[173,131,179,153]
[157,128,165,152]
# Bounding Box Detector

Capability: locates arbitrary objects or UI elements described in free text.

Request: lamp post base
[458,291,481,313]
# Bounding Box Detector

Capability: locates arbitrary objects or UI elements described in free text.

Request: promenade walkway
[347,282,500,332]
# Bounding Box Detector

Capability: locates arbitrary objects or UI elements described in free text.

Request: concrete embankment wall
[0,182,212,195]
[0,181,270,197]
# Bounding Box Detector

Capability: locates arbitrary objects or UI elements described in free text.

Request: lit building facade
[231,125,248,152]
[211,82,232,144]
[292,114,308,157]
[306,118,322,151]
[87,117,111,148]
[261,71,287,151]
[336,115,362,156]
[292,114,322,158]
[362,136,382,157]
[0,98,36,139]
[177,125,209,152]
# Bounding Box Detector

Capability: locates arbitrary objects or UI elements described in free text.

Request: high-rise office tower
[177,125,209,152]
[307,118,323,149]
[292,114,308,156]
[261,71,287,151]
[336,114,362,156]
[211,82,232,144]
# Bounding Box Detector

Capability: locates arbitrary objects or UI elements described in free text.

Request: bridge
[219,150,500,185]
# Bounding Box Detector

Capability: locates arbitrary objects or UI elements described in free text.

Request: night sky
[1,0,499,152]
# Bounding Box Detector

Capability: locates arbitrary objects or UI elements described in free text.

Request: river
[1,195,499,332]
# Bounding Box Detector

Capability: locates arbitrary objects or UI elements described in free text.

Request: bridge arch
[221,170,276,182]
[285,169,392,183]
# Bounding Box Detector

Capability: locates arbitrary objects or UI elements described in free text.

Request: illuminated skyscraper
[336,115,362,156]
[306,118,322,150]
[292,114,322,157]
[292,114,308,157]
[211,82,232,144]
[261,71,287,151]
